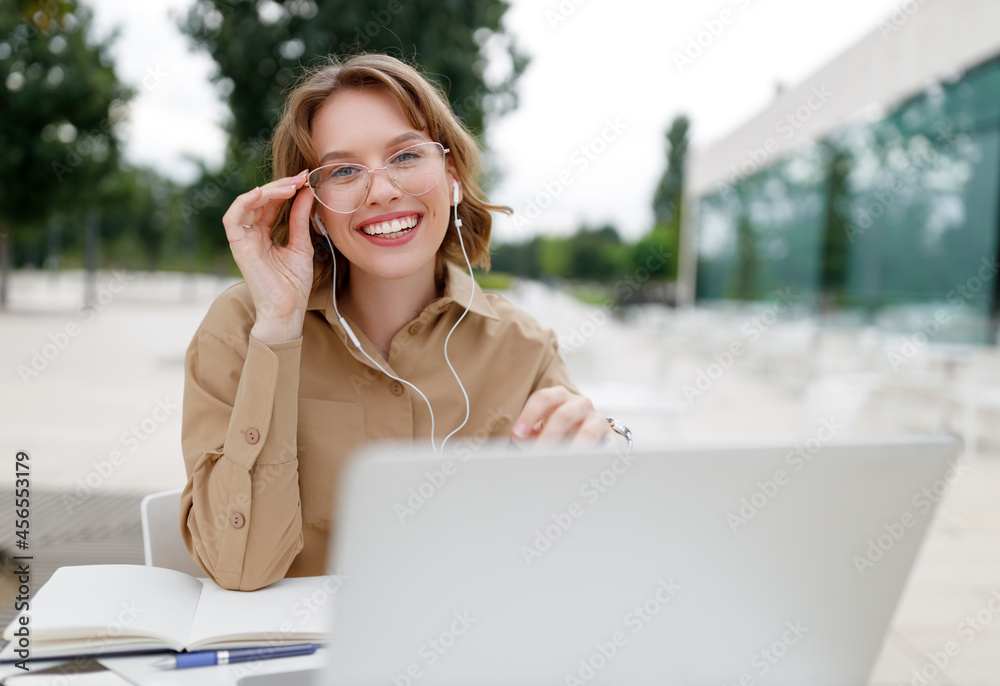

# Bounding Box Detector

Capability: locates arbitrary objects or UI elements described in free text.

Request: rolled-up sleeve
[179,296,305,591]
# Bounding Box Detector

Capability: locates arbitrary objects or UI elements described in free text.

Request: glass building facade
[695,55,1000,343]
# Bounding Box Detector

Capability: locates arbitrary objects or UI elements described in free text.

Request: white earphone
[313,213,328,236]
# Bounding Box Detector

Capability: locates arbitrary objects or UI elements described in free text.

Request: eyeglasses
[307,141,450,214]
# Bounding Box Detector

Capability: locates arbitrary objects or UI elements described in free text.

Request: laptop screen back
[319,435,961,686]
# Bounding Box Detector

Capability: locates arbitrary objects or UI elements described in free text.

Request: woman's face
[310,87,456,287]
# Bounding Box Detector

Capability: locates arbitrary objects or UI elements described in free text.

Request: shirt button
[230,512,245,528]
[390,380,404,395]
[245,428,260,445]
[408,322,422,336]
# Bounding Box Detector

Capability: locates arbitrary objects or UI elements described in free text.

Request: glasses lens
[308,142,447,213]
[309,165,369,213]
[387,142,446,197]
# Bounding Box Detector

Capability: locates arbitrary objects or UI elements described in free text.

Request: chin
[349,247,439,282]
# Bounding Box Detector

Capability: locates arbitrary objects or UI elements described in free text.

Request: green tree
[0,0,131,280]
[652,114,690,229]
[490,235,541,279]
[566,224,626,281]
[630,230,676,279]
[98,166,184,271]
[730,187,758,300]
[1,0,129,222]
[536,236,571,279]
[180,0,525,148]
[628,113,688,296]
[818,141,853,310]
[0,0,131,302]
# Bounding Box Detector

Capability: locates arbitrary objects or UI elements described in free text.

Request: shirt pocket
[296,398,365,526]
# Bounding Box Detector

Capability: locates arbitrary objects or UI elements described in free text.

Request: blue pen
[152,643,318,669]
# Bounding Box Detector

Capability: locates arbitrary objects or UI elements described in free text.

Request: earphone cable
[437,203,473,456]
[321,230,441,453]
[315,199,472,457]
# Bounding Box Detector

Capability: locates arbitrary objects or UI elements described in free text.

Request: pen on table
[153,643,318,669]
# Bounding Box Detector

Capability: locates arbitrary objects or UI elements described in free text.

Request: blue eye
[329,165,362,179]
[390,150,423,165]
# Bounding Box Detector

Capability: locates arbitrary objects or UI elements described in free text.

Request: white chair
[140,488,207,577]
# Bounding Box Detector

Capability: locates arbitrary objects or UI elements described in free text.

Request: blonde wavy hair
[267,53,510,293]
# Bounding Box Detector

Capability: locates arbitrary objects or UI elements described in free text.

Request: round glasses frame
[306,141,451,214]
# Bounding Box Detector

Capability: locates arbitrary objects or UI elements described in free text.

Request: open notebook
[0,564,337,661]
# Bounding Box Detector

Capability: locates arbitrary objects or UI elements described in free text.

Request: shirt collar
[306,261,499,321]
[440,261,499,320]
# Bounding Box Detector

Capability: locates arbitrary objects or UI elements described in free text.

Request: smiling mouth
[358,213,420,239]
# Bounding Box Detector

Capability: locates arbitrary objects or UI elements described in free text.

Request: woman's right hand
[222,170,316,344]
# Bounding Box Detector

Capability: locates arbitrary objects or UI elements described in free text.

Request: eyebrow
[318,132,427,165]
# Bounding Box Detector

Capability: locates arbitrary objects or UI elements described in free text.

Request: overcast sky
[87,0,907,241]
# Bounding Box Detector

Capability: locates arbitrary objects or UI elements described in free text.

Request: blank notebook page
[185,575,338,649]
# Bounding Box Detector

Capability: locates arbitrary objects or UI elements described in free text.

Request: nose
[364,166,401,206]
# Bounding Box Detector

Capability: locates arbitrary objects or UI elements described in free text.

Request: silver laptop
[241,434,962,686]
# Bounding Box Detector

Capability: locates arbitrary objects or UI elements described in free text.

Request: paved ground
[1,268,998,683]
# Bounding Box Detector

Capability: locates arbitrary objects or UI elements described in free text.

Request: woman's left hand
[512,386,613,447]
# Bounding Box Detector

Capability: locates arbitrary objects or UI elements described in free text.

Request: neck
[338,262,440,359]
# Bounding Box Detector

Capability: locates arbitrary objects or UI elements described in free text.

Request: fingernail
[513,422,529,438]
[298,168,309,177]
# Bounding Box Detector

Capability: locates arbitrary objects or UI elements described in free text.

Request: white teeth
[360,214,418,236]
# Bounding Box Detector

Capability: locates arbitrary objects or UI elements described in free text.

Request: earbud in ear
[452,181,463,231]
[313,213,328,237]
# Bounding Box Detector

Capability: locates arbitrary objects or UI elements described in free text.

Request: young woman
[180,53,616,591]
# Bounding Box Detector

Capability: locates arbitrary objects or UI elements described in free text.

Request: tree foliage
[631,229,676,281]
[628,113,688,287]
[0,2,199,282]
[99,166,186,271]
[652,114,689,229]
[1,0,130,245]
[491,225,629,282]
[817,141,853,309]
[180,0,525,144]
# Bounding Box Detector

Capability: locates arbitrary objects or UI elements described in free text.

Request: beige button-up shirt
[180,264,577,590]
